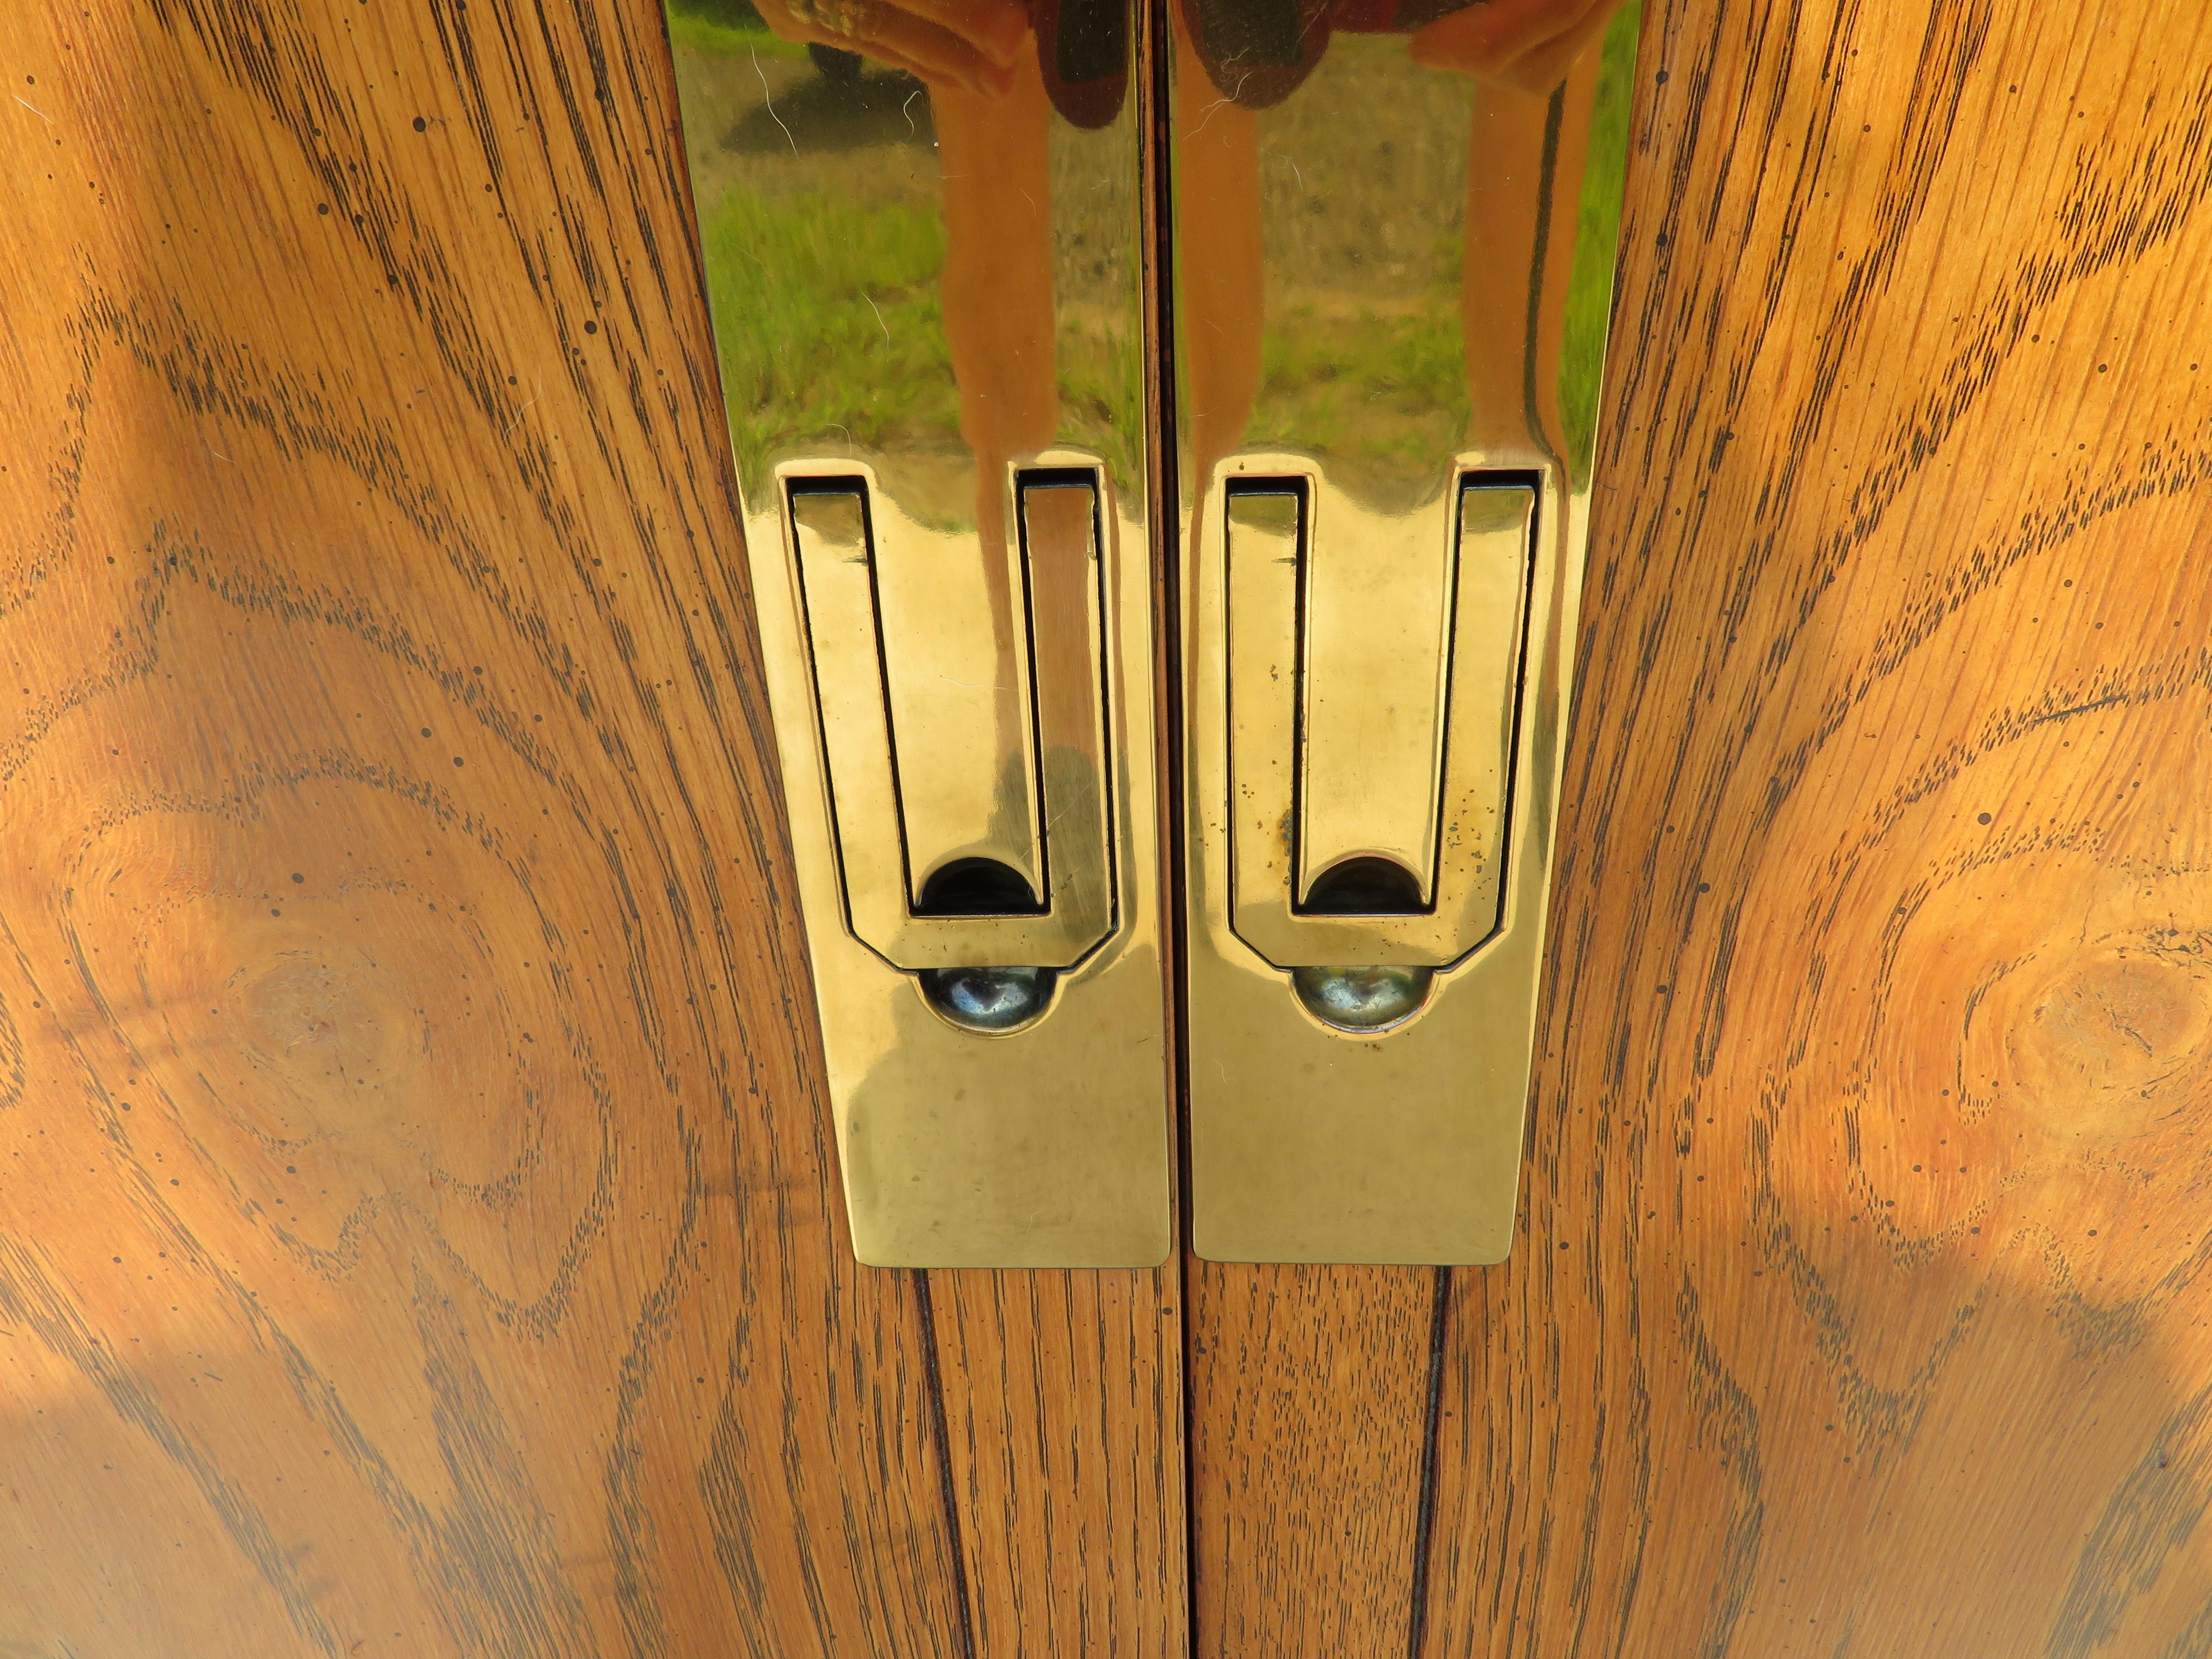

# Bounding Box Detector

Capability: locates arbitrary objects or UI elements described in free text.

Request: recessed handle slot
[1300,856,1426,916]
[912,856,1048,917]
[1222,468,1537,967]
[787,465,1118,970]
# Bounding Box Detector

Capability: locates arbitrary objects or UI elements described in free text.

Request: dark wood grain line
[1148,0,1206,1636]
[1406,1266,1452,1659]
[914,1270,981,1659]
[926,1266,1186,1658]
[1142,0,1202,1638]
[1422,0,2212,1650]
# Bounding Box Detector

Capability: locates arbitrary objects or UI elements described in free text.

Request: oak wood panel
[0,2,1179,1655]
[933,1268,1187,1659]
[1185,1260,1440,1658]
[1189,0,2212,1654]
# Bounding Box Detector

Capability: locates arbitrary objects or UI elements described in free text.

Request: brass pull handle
[755,454,1174,1267]
[1177,17,1639,1266]
[788,468,1115,975]
[1187,461,1566,1265]
[1222,472,1537,978]
[667,30,1175,1264]
[664,0,1639,1266]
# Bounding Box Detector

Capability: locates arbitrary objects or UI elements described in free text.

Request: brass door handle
[1186,459,1580,1265]
[663,0,1639,1266]
[784,466,1115,973]
[692,54,1174,1265]
[751,452,1173,1269]
[1177,18,1633,1262]
[1217,471,1535,975]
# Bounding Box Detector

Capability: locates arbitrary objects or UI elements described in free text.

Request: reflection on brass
[664,0,1170,1266]
[1178,1,1643,1262]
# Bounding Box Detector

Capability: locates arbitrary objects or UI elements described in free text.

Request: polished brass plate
[666,0,1638,1266]
[1174,3,1642,1263]
[1222,466,1537,967]
[664,2,1171,1266]
[787,463,1116,968]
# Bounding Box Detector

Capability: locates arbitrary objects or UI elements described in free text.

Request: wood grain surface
[932,1269,1186,1659]
[14,0,2212,1651]
[0,2,1178,1655]
[1187,0,2212,1654]
[1185,1262,1441,1657]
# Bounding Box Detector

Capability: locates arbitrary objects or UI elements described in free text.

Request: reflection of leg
[938,58,1059,477]
[1461,47,1599,472]
[935,60,1057,822]
[1173,9,1264,486]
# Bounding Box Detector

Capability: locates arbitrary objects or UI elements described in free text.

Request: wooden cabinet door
[1186,3,2212,1653]
[4,0,2210,1656]
[0,2,1179,1651]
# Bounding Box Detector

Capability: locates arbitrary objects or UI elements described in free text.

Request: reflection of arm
[934,56,1062,741]
[1449,25,1602,470]
[937,57,1059,483]
[1173,3,1265,486]
[1411,0,1622,95]
[751,0,1025,96]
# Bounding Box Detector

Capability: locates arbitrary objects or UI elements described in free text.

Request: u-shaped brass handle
[663,0,1641,1265]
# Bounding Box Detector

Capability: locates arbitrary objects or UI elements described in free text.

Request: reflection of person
[739,0,1063,521]
[751,0,1623,757]
[751,0,1624,501]
[1432,26,1607,468]
[1408,0,1621,94]
[1173,0,1267,491]
[751,0,1025,95]
[935,58,1059,770]
[751,0,1079,848]
[1177,0,1625,493]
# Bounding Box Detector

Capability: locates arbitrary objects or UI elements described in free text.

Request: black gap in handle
[1300,854,1426,917]
[914,856,1047,918]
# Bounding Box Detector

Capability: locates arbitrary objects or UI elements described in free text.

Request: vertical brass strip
[791,482,912,945]
[873,491,1047,913]
[666,0,1173,1265]
[1295,482,1456,912]
[1223,486,1304,934]
[1434,478,1541,948]
[1175,7,1642,1260]
[1474,481,1544,958]
[1018,477,1118,931]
